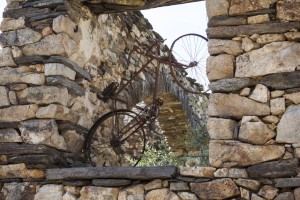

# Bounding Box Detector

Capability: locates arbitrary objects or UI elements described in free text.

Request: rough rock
[170,182,189,191]
[274,192,295,200]
[0,128,22,143]
[294,188,300,200]
[207,39,243,56]
[236,42,300,78]
[61,130,85,153]
[242,37,260,52]
[256,34,286,44]
[0,67,45,85]
[262,115,279,124]
[275,178,300,188]
[0,104,39,122]
[0,163,44,179]
[207,118,237,140]
[0,17,26,32]
[0,47,17,67]
[247,158,299,178]
[270,98,285,115]
[46,76,85,96]
[179,167,216,178]
[248,14,270,24]
[208,16,247,27]
[79,186,119,200]
[214,168,248,178]
[276,105,300,143]
[284,92,300,104]
[53,15,81,43]
[145,188,180,200]
[36,104,79,124]
[144,179,162,191]
[0,183,36,200]
[285,32,300,41]
[9,91,18,105]
[124,184,144,200]
[22,33,77,57]
[17,86,68,106]
[205,0,229,19]
[45,63,76,80]
[258,185,279,199]
[92,179,132,187]
[240,187,250,200]
[240,87,251,96]
[177,192,198,200]
[239,116,276,145]
[0,86,10,108]
[19,119,67,150]
[207,93,270,118]
[271,90,285,98]
[208,77,256,93]
[229,0,274,15]
[249,84,270,103]
[235,178,261,191]
[207,54,234,81]
[277,0,300,21]
[209,140,285,167]
[34,185,64,200]
[191,178,240,199]
[261,71,300,90]
[251,193,266,200]
[0,28,42,47]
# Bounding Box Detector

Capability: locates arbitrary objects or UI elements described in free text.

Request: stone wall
[204,0,300,199]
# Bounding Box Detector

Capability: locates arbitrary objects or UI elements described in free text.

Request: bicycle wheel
[169,33,209,94]
[84,109,146,167]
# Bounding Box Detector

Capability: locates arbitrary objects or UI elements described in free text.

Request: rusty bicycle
[83,33,208,166]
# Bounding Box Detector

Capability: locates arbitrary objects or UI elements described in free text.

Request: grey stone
[276,105,300,143]
[0,86,10,108]
[236,42,300,78]
[177,192,198,200]
[61,130,85,154]
[208,39,243,56]
[0,47,17,67]
[45,63,76,80]
[275,178,300,188]
[3,7,50,19]
[208,16,247,27]
[251,193,266,200]
[191,178,240,199]
[19,119,67,150]
[0,67,45,86]
[0,104,38,122]
[34,185,64,200]
[214,168,248,178]
[46,76,85,96]
[235,179,261,191]
[209,140,285,167]
[207,118,237,140]
[207,93,270,119]
[261,71,300,90]
[247,158,299,179]
[240,187,250,200]
[274,192,295,200]
[23,0,65,8]
[0,17,26,32]
[270,98,285,115]
[0,28,42,47]
[17,86,69,106]
[208,78,256,93]
[92,179,132,187]
[170,182,189,191]
[0,128,22,143]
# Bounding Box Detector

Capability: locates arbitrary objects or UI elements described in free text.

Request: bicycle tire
[84,109,146,167]
[169,33,209,94]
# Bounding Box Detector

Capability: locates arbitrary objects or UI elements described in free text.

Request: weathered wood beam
[46,166,178,180]
[81,0,203,14]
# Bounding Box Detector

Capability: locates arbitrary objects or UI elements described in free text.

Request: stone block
[294,188,300,200]
[207,93,270,119]
[0,104,38,122]
[0,67,45,85]
[262,115,279,124]
[0,47,17,67]
[208,77,256,93]
[214,168,248,178]
[284,92,300,104]
[236,42,300,78]
[179,167,216,178]
[0,86,10,108]
[261,71,300,90]
[17,86,69,106]
[45,63,76,80]
[0,17,26,32]
[206,54,234,81]
[145,188,180,200]
[191,178,240,199]
[177,192,198,200]
[53,15,81,43]
[34,185,64,200]
[209,140,285,167]
[229,0,273,15]
[170,182,189,191]
[207,118,237,140]
[0,128,22,143]
[271,90,285,98]
[61,130,84,154]
[285,32,300,41]
[251,193,265,200]
[0,28,42,47]
[235,178,261,191]
[92,179,132,187]
[206,0,229,19]
[208,39,242,56]
[248,14,270,24]
[240,87,251,96]
[19,119,67,150]
[258,185,279,199]
[144,179,162,191]
[242,37,260,52]
[274,192,295,200]
[8,91,18,105]
[277,0,300,21]
[276,105,300,143]
[275,178,300,188]
[257,34,286,44]
[249,84,270,103]
[0,163,44,179]
[239,116,275,145]
[271,98,285,115]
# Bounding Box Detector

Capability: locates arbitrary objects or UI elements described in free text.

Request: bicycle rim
[84,109,146,167]
[169,33,209,94]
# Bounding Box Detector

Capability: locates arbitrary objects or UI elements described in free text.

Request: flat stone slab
[46,166,178,180]
[275,178,300,188]
[261,71,300,90]
[0,143,60,155]
[92,179,132,187]
[208,78,256,93]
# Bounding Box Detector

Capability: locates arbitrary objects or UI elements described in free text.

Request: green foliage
[185,124,210,166]
[134,140,185,166]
